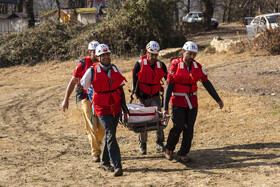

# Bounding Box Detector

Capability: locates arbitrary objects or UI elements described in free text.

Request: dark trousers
[99,112,122,169]
[166,106,198,156]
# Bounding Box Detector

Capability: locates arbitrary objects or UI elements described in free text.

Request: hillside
[0,24,279,186]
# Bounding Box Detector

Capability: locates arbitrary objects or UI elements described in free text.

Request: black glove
[75,87,87,101]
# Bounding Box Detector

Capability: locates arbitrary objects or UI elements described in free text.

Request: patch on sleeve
[169,71,174,75]
[201,67,207,75]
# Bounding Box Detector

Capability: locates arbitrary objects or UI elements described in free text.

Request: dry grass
[0,50,279,186]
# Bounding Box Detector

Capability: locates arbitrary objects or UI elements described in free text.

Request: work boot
[100,164,114,172]
[176,155,192,163]
[113,168,123,177]
[139,142,147,155]
[156,143,165,152]
[92,155,100,162]
[165,149,174,160]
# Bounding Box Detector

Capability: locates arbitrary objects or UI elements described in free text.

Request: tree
[18,0,24,12]
[227,0,233,22]
[201,0,215,30]
[187,0,190,13]
[67,0,86,8]
[25,0,35,28]
[102,0,183,55]
[55,0,61,21]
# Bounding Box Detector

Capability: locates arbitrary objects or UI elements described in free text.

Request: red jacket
[92,64,126,116]
[73,57,94,79]
[168,57,208,108]
[73,57,95,96]
[137,55,166,96]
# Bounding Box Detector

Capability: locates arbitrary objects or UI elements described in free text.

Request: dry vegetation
[230,28,280,55]
[0,40,279,186]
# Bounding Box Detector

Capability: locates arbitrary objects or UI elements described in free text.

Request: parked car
[244,17,254,25]
[182,12,219,28]
[246,13,280,38]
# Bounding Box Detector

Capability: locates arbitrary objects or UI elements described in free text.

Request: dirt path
[1,25,279,186]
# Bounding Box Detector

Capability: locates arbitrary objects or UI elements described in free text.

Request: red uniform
[91,64,127,116]
[73,57,93,78]
[73,57,94,95]
[167,57,208,108]
[137,55,166,96]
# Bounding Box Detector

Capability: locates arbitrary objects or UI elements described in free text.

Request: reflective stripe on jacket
[169,57,205,108]
[137,55,166,96]
[92,64,126,116]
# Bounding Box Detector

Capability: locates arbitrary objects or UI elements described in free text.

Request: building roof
[0,14,9,19]
[0,0,18,3]
[10,12,27,18]
[39,9,75,18]
[75,8,98,14]
[7,12,27,19]
[62,9,75,15]
[39,9,57,18]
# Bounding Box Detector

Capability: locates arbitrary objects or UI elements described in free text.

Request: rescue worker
[133,41,167,155]
[61,41,105,162]
[163,41,224,162]
[80,44,128,177]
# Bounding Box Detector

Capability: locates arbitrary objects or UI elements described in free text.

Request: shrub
[0,21,72,67]
[252,28,280,55]
[231,28,280,55]
[95,0,185,56]
[0,0,187,67]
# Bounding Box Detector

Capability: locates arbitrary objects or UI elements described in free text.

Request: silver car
[246,13,280,38]
[182,12,219,28]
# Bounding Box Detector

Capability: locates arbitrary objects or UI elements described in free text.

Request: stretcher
[120,103,170,133]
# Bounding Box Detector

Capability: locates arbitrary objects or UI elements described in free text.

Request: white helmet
[146,41,160,54]
[95,44,111,56]
[88,41,100,50]
[182,41,198,52]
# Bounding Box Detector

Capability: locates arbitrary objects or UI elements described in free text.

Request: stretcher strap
[129,112,157,116]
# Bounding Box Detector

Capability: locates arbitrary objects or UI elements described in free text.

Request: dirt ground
[0,24,279,186]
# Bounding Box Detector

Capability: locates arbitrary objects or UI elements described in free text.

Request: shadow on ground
[123,143,280,173]
[184,143,280,169]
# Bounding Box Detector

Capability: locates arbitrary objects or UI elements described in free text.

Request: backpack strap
[111,64,119,72]
[77,58,86,71]
[90,66,94,83]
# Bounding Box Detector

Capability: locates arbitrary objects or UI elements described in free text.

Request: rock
[210,36,241,52]
[158,48,181,58]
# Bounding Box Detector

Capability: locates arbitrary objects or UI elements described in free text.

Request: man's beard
[184,55,193,63]
[187,58,194,63]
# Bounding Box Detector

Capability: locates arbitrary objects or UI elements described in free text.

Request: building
[0,0,28,34]
[76,7,98,24]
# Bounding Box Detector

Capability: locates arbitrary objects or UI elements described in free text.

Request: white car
[246,13,280,38]
[182,12,219,28]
